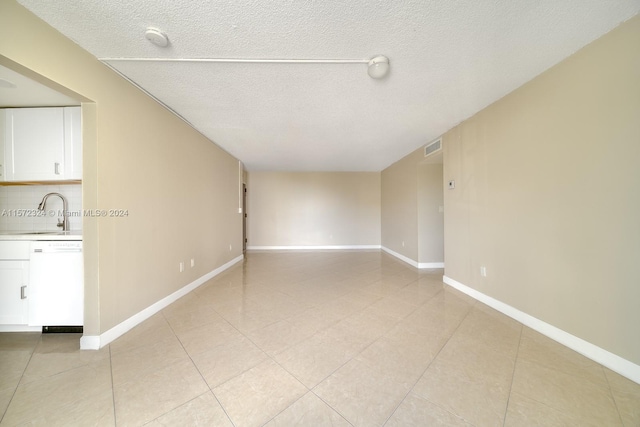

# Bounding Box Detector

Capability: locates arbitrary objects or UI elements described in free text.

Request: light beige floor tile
[309,298,364,324]
[355,336,435,382]
[148,392,232,427]
[457,306,522,352]
[195,284,249,308]
[18,388,115,427]
[313,358,412,426]
[111,335,190,385]
[109,313,176,355]
[2,358,113,426]
[162,303,226,336]
[363,296,419,321]
[285,310,336,337]
[247,289,306,311]
[264,392,350,427]
[274,333,355,388]
[19,334,110,386]
[245,319,316,356]
[411,343,515,426]
[361,280,408,298]
[338,288,382,309]
[388,279,443,306]
[3,251,635,426]
[296,305,347,331]
[386,393,473,426]
[504,391,595,426]
[218,305,283,333]
[441,285,478,306]
[190,336,268,388]
[402,291,473,337]
[518,327,609,388]
[511,358,622,426]
[113,358,208,426]
[207,296,264,318]
[0,386,15,421]
[0,350,32,391]
[174,318,242,356]
[604,368,640,427]
[319,311,397,356]
[0,332,40,351]
[213,359,307,427]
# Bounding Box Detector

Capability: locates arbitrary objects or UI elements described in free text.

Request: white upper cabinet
[63,107,82,180]
[1,106,82,181]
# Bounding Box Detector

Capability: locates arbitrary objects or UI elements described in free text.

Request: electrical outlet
[448,180,455,189]
[190,259,195,268]
[229,244,232,252]
[179,262,184,273]
[480,266,487,277]
[402,241,405,247]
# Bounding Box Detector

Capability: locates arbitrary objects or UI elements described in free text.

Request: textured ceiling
[16,0,640,171]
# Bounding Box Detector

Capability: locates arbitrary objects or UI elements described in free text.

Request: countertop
[0,231,83,241]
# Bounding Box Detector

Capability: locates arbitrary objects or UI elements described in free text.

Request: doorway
[242,184,247,253]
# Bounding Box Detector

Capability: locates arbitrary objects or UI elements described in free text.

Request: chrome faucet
[37,192,69,231]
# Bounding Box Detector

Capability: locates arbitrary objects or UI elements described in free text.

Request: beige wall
[381,149,421,259]
[443,16,640,364]
[247,172,380,247]
[0,1,242,334]
[418,163,444,264]
[381,148,444,264]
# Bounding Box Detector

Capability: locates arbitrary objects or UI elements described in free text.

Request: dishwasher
[28,241,84,328]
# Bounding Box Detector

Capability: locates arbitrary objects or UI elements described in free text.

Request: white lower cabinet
[0,260,29,325]
[0,241,30,325]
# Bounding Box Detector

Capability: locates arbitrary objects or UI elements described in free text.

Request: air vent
[424,138,442,157]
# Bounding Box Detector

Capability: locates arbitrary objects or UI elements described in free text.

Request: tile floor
[1,250,639,426]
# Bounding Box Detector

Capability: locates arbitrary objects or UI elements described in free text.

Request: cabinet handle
[55,162,60,175]
[21,285,27,300]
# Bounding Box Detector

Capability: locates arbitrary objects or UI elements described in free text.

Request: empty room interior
[1,0,639,425]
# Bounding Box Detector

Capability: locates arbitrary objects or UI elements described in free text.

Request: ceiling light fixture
[102,54,391,79]
[367,55,390,79]
[145,27,169,47]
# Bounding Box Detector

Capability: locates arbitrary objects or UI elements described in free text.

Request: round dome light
[145,27,169,47]
[367,55,390,79]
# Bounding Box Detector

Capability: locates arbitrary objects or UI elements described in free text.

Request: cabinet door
[4,108,65,181]
[0,260,29,325]
[63,107,82,180]
[0,111,5,181]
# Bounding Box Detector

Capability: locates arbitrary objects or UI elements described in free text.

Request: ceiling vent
[424,138,442,157]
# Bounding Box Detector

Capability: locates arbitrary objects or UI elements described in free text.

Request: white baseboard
[80,255,244,350]
[0,325,41,332]
[381,246,443,270]
[382,246,418,267]
[247,245,381,250]
[418,262,445,269]
[443,275,640,385]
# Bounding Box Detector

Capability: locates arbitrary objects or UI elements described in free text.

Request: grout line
[0,333,40,424]
[502,323,524,427]
[108,344,117,426]
[382,293,474,425]
[160,309,237,426]
[602,366,626,426]
[310,390,356,427]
